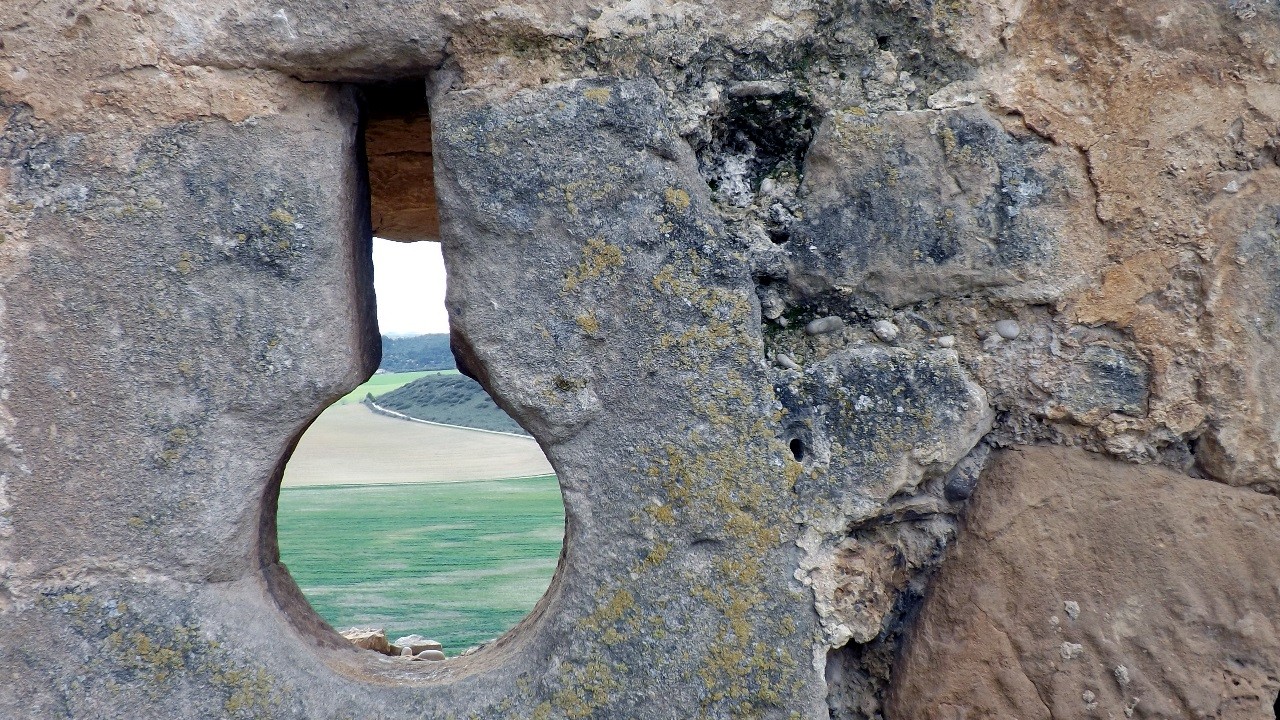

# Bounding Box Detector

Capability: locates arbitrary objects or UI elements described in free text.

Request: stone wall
[0,1,1277,718]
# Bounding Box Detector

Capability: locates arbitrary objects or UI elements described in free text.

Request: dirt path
[282,403,555,487]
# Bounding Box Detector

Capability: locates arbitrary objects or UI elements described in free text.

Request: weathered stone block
[789,105,1091,308]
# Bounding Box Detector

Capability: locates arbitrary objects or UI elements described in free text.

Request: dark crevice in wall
[825,587,928,720]
[359,77,431,119]
[789,437,805,462]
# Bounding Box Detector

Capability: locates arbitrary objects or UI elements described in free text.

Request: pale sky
[372,238,450,336]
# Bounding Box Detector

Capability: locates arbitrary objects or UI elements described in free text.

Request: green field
[276,475,564,654]
[336,369,460,405]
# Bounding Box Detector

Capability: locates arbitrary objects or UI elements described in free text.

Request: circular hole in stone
[276,240,564,662]
[789,437,805,462]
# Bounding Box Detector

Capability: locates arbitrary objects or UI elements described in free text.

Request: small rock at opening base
[393,634,443,654]
[341,627,391,654]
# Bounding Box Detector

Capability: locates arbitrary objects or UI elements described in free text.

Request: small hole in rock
[768,228,791,244]
[789,438,805,461]
[877,35,891,50]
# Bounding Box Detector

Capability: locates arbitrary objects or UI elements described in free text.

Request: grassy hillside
[380,333,455,372]
[335,369,459,405]
[375,373,527,435]
[277,475,564,654]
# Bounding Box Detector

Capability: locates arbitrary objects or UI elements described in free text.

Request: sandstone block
[341,627,392,655]
[888,446,1280,719]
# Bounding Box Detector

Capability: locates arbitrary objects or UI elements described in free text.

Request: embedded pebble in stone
[936,335,956,348]
[1060,642,1084,660]
[1114,665,1130,687]
[728,80,789,97]
[872,320,899,343]
[805,316,844,336]
[414,650,447,661]
[942,442,988,502]
[1064,600,1080,620]
[994,319,1021,340]
[759,177,776,195]
[775,353,800,371]
[943,465,979,501]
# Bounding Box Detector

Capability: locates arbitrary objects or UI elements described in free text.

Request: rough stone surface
[888,446,1280,719]
[789,105,1092,308]
[1,0,1278,717]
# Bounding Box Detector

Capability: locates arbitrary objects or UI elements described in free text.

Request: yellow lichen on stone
[552,660,621,719]
[217,667,279,716]
[634,541,671,573]
[938,124,976,163]
[664,187,691,213]
[832,110,885,152]
[644,502,676,524]
[583,87,612,105]
[580,588,639,633]
[269,207,294,225]
[575,311,600,334]
[563,237,623,292]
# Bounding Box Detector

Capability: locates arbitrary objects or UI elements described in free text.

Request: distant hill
[374,373,528,436]
[380,334,456,372]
